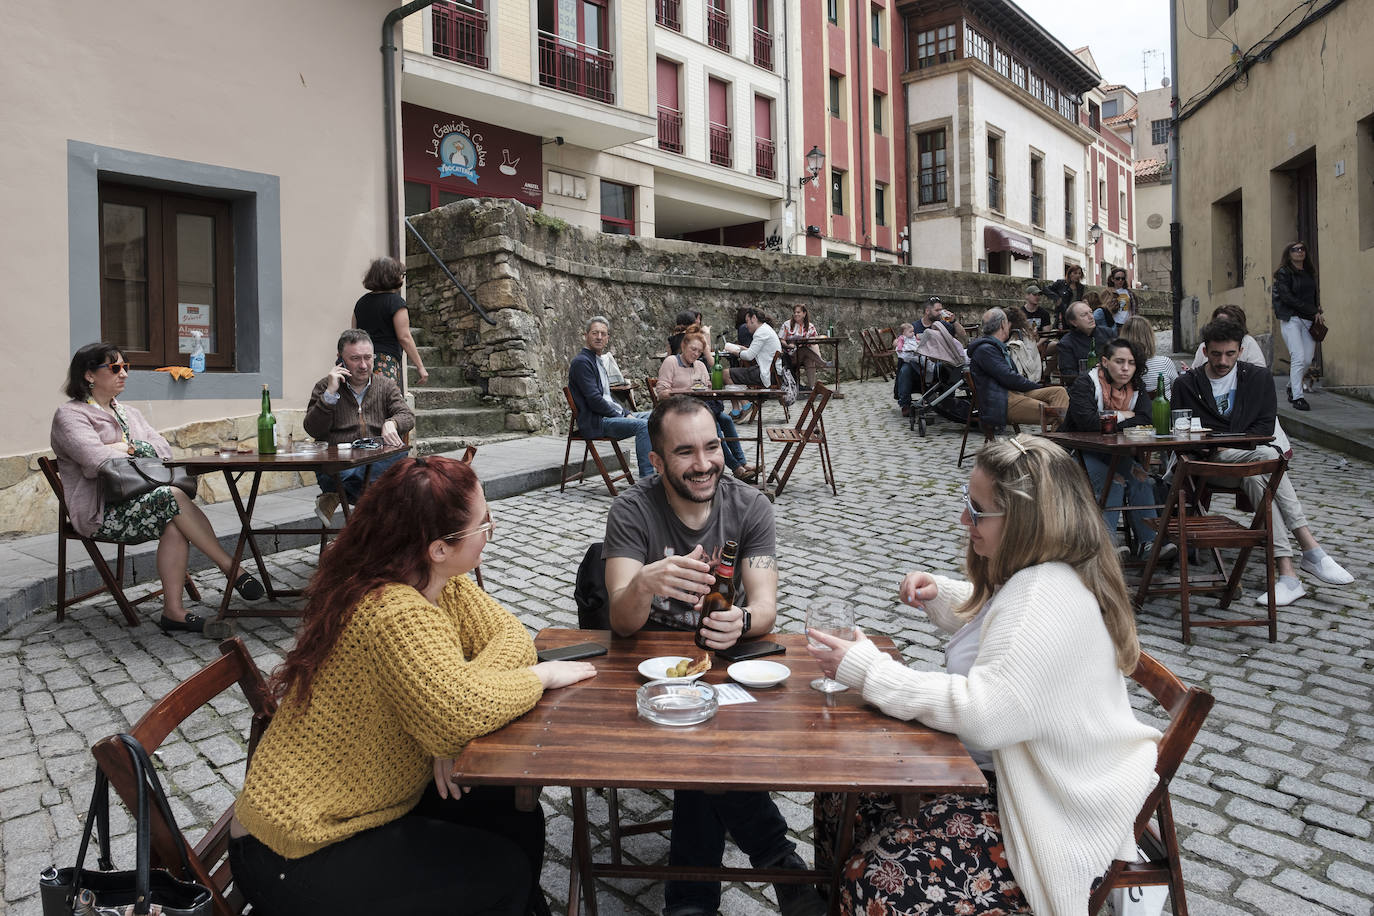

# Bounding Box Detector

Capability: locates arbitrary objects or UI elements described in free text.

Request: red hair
[269,456,481,706]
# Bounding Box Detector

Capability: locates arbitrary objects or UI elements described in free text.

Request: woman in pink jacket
[50,342,264,634]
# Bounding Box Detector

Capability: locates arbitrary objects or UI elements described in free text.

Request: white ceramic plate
[727,660,790,688]
[722,384,748,391]
[639,656,706,681]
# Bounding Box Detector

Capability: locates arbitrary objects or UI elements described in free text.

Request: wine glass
[806,598,855,693]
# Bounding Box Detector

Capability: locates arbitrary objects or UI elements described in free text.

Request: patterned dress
[92,401,181,543]
[372,352,402,385]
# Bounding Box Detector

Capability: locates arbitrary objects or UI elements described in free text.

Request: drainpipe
[383,0,439,260]
[1168,0,1183,353]
[781,0,795,252]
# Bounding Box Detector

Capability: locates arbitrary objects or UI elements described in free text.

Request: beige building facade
[1175,0,1373,390]
[0,0,398,533]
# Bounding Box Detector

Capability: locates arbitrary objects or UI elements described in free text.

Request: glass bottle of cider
[257,384,277,455]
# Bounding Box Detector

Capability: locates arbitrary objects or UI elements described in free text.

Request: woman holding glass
[808,435,1160,916]
[230,456,597,915]
[655,331,756,482]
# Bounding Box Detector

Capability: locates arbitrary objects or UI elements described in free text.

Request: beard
[666,463,722,503]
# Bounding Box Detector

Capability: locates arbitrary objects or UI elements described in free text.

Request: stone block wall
[404,197,1171,434]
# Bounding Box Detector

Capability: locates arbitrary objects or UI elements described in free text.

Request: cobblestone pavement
[3,380,1372,915]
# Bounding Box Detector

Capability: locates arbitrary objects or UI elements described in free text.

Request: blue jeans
[601,411,654,478]
[713,408,747,470]
[896,360,920,407]
[317,451,408,503]
[1082,451,1158,546]
[665,790,798,914]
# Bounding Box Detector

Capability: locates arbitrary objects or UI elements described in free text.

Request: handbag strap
[70,766,115,882]
[116,734,199,910]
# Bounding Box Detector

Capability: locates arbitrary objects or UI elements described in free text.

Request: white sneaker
[314,493,339,527]
[1274,577,1305,607]
[1301,554,1355,585]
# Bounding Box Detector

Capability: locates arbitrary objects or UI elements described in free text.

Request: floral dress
[92,400,181,543]
[372,352,402,385]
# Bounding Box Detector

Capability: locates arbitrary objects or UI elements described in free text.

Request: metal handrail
[404,217,496,326]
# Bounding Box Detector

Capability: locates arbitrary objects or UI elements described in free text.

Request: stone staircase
[407,329,520,456]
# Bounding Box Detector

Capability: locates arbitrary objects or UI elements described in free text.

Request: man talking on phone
[602,395,824,916]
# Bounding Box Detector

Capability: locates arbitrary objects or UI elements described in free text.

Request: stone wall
[405,198,1171,434]
[0,410,312,537]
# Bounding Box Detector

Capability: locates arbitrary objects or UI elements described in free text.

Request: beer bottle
[697,540,740,650]
[257,384,277,455]
[1152,373,1171,437]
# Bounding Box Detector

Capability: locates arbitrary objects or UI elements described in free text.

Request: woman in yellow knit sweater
[230,456,597,915]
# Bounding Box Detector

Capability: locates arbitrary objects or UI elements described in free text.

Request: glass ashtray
[637,679,718,726]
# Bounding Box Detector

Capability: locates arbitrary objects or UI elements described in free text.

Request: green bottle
[1087,338,1098,369]
[827,321,835,338]
[1152,373,1170,437]
[257,384,277,455]
[710,351,724,390]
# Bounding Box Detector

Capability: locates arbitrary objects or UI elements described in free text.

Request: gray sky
[1012,0,1173,94]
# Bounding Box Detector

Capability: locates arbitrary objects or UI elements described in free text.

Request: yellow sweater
[235,576,544,859]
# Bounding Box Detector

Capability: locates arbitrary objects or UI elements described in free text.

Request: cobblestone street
[3,379,1372,915]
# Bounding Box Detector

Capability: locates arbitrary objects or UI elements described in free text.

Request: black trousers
[229,784,544,916]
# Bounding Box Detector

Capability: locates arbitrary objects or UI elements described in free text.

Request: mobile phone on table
[536,642,608,663]
[715,640,786,662]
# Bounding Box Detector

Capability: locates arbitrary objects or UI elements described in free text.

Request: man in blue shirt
[568,316,654,478]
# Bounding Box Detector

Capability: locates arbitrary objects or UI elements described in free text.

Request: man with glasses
[304,329,414,525]
[569,316,654,479]
[601,396,825,916]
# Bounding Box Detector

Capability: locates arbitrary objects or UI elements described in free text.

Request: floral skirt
[96,485,180,543]
[814,773,1031,915]
[373,353,402,385]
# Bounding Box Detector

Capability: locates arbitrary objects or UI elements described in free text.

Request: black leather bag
[98,457,198,503]
[40,734,213,916]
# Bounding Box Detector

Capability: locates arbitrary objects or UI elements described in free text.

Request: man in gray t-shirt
[602,396,823,916]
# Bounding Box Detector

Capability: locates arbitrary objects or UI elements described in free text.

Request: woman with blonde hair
[809,435,1160,916]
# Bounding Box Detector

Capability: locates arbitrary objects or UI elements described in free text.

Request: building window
[827,0,839,25]
[99,183,236,370]
[1044,84,1056,109]
[993,46,1009,78]
[873,92,884,135]
[600,180,635,235]
[1099,177,1107,208]
[707,0,730,52]
[831,169,847,215]
[915,25,956,68]
[1064,172,1076,240]
[1028,73,1042,100]
[871,6,881,46]
[875,182,887,227]
[1029,153,1044,227]
[918,129,947,204]
[1151,118,1170,146]
[1102,98,1119,118]
[1212,191,1243,289]
[1011,60,1025,89]
[1089,101,1101,131]
[829,73,843,119]
[1032,249,1045,280]
[1059,94,1076,121]
[656,0,682,31]
[404,181,471,215]
[964,25,990,65]
[1359,113,1374,251]
[987,134,1002,211]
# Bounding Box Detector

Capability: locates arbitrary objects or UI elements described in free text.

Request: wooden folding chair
[645,376,661,407]
[1136,454,1287,644]
[859,328,896,381]
[38,456,200,626]
[560,386,635,497]
[766,385,837,496]
[957,372,1019,467]
[1090,651,1215,916]
[90,638,276,916]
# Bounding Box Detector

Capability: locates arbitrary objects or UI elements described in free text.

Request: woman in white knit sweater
[809,435,1160,916]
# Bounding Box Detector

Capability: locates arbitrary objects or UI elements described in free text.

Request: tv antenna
[1142,50,1162,90]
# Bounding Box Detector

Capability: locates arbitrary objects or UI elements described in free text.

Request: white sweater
[835,562,1160,916]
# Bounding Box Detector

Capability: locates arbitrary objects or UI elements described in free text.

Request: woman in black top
[353,257,428,388]
[1044,264,1086,329]
[1271,241,1320,410]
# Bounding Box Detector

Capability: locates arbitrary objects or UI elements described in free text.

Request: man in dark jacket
[1057,301,1113,376]
[569,316,654,478]
[967,309,1067,431]
[1171,318,1353,605]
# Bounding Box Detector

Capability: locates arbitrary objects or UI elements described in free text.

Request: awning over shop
[984,225,1034,260]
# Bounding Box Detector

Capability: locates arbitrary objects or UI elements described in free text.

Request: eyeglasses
[351,437,383,450]
[98,362,131,374]
[960,483,1005,528]
[442,513,495,543]
[1290,245,1306,252]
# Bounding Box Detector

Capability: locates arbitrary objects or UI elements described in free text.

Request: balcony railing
[707,6,730,51]
[753,27,773,69]
[656,0,681,31]
[1065,209,1075,240]
[755,137,776,179]
[432,1,488,69]
[988,175,1001,211]
[1030,193,1043,226]
[658,106,684,154]
[709,122,732,168]
[537,31,615,104]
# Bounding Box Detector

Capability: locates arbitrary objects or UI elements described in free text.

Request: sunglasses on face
[98,362,131,374]
[1290,246,1305,252]
[960,483,1005,528]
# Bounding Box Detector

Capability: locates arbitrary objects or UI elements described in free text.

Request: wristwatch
[739,607,752,639]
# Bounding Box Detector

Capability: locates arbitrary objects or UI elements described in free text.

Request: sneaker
[1291,397,1311,411]
[1155,542,1179,564]
[315,492,339,526]
[1301,554,1355,585]
[1274,576,1306,607]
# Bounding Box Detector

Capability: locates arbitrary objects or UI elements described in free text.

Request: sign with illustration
[401,102,543,206]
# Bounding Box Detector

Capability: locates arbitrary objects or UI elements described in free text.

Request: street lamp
[1088,222,1103,244]
[799,145,825,187]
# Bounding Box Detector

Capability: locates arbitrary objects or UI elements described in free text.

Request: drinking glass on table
[806,598,855,693]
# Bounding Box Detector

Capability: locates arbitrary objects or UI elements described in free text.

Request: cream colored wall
[0,0,395,457]
[1176,0,1374,385]
[541,145,657,235]
[618,0,651,116]
[1136,180,1171,249]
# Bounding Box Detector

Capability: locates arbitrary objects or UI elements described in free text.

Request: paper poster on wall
[177,303,214,354]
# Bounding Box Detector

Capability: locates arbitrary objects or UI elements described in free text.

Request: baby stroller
[904,322,972,436]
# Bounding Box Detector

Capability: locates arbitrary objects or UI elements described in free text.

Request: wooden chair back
[38,455,198,626]
[646,377,660,407]
[859,328,896,381]
[765,385,836,496]
[956,371,1019,467]
[1089,651,1215,916]
[90,638,276,916]
[560,386,635,496]
[1136,454,1287,643]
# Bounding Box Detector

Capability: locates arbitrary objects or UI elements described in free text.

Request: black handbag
[98,456,198,503]
[40,734,213,916]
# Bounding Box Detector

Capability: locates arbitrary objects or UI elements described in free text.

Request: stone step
[412,385,483,409]
[412,364,468,386]
[415,406,507,438]
[411,432,527,457]
[416,344,440,362]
